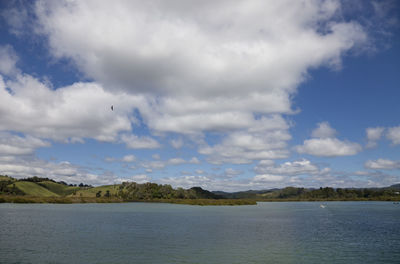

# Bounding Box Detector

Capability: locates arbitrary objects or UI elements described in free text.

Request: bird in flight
[111,105,114,111]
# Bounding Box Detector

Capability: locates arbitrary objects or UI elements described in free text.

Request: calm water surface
[1,202,399,264]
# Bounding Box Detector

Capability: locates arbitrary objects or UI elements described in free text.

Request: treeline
[0,178,23,195]
[112,182,222,200]
[21,176,92,187]
[255,187,400,201]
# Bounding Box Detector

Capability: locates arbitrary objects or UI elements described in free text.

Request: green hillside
[38,181,80,196]
[12,181,59,197]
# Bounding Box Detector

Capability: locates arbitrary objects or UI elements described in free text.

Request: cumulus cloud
[365,158,400,170]
[32,0,367,139]
[0,45,19,76]
[224,168,243,178]
[254,159,329,176]
[120,134,161,149]
[0,156,111,185]
[0,132,50,156]
[0,1,386,188]
[140,156,201,170]
[311,122,337,138]
[122,155,136,163]
[0,74,144,142]
[295,122,362,157]
[1,3,31,36]
[199,115,291,164]
[366,127,384,148]
[386,126,400,145]
[251,159,332,188]
[129,174,151,184]
[252,174,285,183]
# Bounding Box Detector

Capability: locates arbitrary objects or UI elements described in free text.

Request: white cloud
[199,116,291,164]
[189,157,200,164]
[157,164,398,191]
[387,126,400,145]
[295,122,362,157]
[0,74,144,142]
[296,138,362,157]
[130,174,151,184]
[33,0,366,137]
[366,127,384,148]
[0,132,50,156]
[0,45,19,76]
[252,174,285,182]
[120,134,160,149]
[224,168,243,178]
[311,122,337,138]
[141,161,166,170]
[254,159,329,176]
[0,156,111,185]
[365,158,400,170]
[1,4,30,36]
[140,156,199,170]
[122,155,136,163]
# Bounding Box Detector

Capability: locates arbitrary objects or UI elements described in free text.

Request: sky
[0,0,399,191]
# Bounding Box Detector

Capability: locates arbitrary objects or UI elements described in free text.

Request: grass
[38,181,80,196]
[0,195,123,204]
[11,182,59,197]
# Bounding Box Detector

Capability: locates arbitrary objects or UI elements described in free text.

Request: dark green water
[1,202,399,264]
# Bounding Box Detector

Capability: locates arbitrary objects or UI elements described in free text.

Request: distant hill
[214,186,400,200]
[0,176,221,201]
[1,175,400,202]
[388,184,400,190]
[0,176,82,197]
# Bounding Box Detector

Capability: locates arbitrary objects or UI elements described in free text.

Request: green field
[11,182,59,197]
[38,181,80,196]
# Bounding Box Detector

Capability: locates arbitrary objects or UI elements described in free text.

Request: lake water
[1,202,399,264]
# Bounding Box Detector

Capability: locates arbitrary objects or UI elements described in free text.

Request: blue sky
[0,0,399,191]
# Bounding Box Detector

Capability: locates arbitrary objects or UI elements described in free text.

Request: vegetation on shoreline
[221,186,400,201]
[0,176,254,205]
[1,175,399,205]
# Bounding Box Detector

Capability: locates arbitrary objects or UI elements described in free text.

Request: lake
[1,202,399,263]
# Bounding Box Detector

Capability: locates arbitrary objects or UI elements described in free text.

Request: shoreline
[0,195,256,206]
[1,195,398,205]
